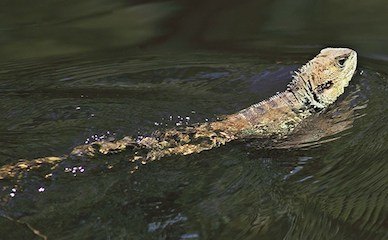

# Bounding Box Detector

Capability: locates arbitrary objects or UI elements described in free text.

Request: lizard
[0,47,357,179]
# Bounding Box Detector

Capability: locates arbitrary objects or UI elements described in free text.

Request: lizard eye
[337,57,348,68]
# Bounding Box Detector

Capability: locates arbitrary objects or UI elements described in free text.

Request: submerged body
[0,48,357,179]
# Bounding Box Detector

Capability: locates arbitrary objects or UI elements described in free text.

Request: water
[0,1,387,239]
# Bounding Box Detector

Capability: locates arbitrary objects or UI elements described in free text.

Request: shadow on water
[0,0,387,239]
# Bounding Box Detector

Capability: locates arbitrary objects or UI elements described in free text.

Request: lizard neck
[288,67,326,110]
[211,88,318,138]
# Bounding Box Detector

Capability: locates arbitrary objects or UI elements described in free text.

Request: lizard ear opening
[316,80,334,93]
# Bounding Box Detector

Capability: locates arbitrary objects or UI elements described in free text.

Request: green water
[0,1,387,239]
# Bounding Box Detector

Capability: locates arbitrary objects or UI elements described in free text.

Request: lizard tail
[0,122,237,180]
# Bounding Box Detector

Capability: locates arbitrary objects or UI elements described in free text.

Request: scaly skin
[0,48,357,179]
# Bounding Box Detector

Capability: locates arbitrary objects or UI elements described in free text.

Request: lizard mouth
[339,50,357,88]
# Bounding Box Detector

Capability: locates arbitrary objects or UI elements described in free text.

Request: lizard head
[290,47,357,109]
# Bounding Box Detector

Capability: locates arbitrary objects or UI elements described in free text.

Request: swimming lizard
[0,48,357,179]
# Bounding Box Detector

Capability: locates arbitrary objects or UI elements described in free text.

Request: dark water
[0,1,387,239]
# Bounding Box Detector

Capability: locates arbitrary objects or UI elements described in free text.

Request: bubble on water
[85,132,116,144]
[10,193,15,197]
[65,166,85,174]
[38,187,45,192]
[76,106,81,110]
